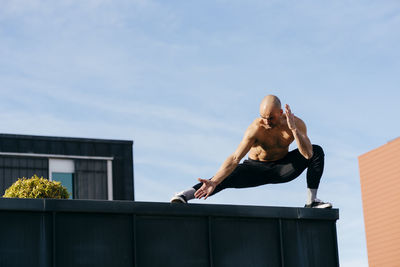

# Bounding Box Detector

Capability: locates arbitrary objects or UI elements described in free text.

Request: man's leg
[304,145,325,204]
[304,145,331,208]
[266,144,325,204]
[193,161,273,196]
[177,159,281,202]
[305,144,325,189]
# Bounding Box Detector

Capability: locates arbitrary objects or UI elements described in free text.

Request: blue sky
[1,0,399,265]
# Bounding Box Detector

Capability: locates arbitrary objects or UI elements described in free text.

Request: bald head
[260,95,281,112]
[259,95,283,128]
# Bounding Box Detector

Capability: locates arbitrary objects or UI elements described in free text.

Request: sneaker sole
[314,203,332,209]
[170,196,187,203]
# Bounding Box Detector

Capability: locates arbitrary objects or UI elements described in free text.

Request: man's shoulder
[294,115,306,126]
[252,117,262,125]
[292,115,308,133]
[283,113,304,121]
[250,118,264,129]
[244,118,263,137]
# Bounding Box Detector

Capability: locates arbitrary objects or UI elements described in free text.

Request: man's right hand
[194,178,217,200]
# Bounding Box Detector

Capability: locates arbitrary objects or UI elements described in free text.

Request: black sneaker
[304,198,332,209]
[170,193,187,203]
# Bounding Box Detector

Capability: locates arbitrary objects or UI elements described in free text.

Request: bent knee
[312,144,325,157]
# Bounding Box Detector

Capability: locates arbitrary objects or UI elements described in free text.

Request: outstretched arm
[285,104,313,159]
[194,122,258,200]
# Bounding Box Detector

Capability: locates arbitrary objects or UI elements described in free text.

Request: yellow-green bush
[3,174,70,199]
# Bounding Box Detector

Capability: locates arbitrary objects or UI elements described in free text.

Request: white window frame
[49,159,75,179]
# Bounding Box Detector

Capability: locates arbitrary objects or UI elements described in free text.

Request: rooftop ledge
[0,197,340,267]
[0,197,339,220]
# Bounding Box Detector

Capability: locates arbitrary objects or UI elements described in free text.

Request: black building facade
[0,134,134,200]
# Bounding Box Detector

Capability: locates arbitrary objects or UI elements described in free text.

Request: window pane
[52,172,74,199]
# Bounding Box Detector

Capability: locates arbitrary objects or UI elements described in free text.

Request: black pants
[192,144,325,197]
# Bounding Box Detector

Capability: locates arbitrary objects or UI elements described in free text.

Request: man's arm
[285,104,313,159]
[211,124,257,185]
[194,122,258,200]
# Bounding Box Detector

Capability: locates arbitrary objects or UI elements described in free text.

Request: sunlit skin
[194,95,314,200]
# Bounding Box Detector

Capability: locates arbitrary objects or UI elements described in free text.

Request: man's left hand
[285,104,296,131]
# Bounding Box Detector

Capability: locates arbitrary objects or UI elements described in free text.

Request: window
[49,159,75,199]
[52,172,74,199]
[49,158,111,200]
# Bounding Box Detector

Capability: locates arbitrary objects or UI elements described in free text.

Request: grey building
[0,134,134,200]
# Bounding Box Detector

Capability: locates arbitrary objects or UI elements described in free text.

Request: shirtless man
[170,95,332,208]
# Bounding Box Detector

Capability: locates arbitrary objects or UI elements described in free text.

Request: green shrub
[3,174,70,199]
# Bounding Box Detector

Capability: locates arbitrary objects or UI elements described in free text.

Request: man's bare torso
[248,114,296,162]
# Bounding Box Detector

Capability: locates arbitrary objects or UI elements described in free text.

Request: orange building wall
[358,137,400,267]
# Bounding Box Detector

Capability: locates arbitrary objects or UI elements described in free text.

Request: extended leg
[192,160,274,197]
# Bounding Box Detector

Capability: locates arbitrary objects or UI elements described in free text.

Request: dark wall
[74,159,108,199]
[0,156,49,194]
[0,198,340,267]
[0,134,134,200]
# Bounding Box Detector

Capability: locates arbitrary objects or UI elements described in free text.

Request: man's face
[260,107,282,128]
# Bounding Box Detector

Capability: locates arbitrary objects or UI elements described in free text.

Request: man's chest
[256,129,294,149]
